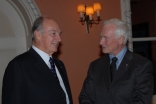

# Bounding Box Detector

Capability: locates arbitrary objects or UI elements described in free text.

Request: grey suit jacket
[79,50,154,104]
[2,47,73,104]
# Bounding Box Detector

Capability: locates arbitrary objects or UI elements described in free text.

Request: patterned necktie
[110,57,118,82]
[49,57,58,79]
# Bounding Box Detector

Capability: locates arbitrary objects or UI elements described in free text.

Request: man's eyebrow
[50,30,56,32]
[50,30,63,34]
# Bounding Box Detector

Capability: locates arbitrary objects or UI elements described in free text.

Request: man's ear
[34,30,41,40]
[118,36,125,44]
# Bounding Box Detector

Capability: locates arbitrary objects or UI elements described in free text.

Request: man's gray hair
[103,18,129,44]
[31,16,45,40]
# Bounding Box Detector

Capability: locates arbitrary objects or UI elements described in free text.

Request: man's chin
[50,48,58,53]
[53,49,58,52]
[102,50,108,54]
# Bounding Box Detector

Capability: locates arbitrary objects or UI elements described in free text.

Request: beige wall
[34,0,121,104]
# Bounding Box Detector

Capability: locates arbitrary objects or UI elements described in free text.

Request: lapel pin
[126,64,128,66]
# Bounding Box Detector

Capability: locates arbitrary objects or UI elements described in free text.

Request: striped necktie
[49,57,58,79]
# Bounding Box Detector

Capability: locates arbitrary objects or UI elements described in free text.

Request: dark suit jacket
[2,48,73,104]
[79,50,154,104]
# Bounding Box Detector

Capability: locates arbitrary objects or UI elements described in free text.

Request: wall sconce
[77,3,102,33]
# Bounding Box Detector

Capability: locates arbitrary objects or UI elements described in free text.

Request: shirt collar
[32,45,52,65]
[109,46,127,60]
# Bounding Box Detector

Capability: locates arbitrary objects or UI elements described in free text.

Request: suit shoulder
[90,55,108,65]
[132,52,151,63]
[14,51,30,61]
[5,51,32,73]
[9,51,33,66]
[130,52,153,68]
[92,55,108,62]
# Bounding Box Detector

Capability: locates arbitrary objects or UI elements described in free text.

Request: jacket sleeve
[79,63,95,104]
[2,60,25,104]
[133,60,154,104]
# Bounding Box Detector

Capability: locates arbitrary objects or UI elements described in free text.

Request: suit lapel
[28,48,60,87]
[53,58,66,82]
[101,55,112,91]
[53,58,69,89]
[111,50,133,87]
[53,58,72,100]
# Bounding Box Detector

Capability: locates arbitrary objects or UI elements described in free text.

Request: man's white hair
[103,18,129,45]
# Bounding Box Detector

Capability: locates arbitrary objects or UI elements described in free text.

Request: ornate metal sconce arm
[78,3,102,33]
[79,15,102,33]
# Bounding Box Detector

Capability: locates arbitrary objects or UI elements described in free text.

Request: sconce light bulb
[80,12,84,18]
[89,15,92,20]
[97,11,100,17]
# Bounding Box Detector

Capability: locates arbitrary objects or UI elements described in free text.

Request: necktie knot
[112,57,118,62]
[49,57,54,66]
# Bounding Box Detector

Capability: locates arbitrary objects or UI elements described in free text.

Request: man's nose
[100,38,105,45]
[56,35,61,42]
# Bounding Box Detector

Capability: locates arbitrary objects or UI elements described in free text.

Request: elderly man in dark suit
[79,18,154,104]
[2,16,73,104]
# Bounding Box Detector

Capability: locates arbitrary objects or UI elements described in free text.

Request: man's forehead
[43,19,60,28]
[100,25,115,36]
[42,23,62,32]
